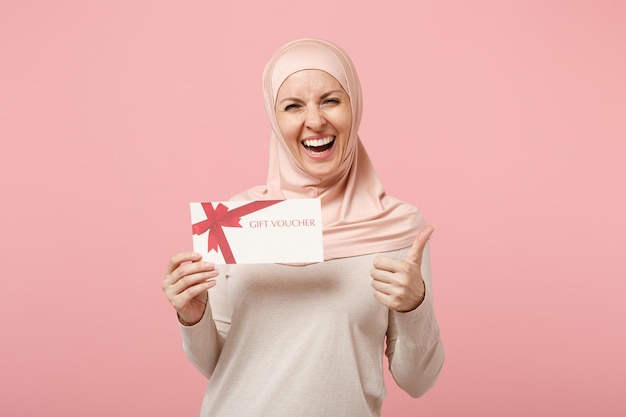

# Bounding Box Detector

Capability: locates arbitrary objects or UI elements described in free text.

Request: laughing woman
[162,38,444,417]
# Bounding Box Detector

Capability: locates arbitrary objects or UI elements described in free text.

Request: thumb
[405,225,435,265]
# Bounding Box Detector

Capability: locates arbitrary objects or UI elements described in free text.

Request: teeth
[303,136,334,147]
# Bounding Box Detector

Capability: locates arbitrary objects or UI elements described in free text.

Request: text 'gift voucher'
[190,199,323,264]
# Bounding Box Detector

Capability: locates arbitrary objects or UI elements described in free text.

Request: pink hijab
[233,38,425,260]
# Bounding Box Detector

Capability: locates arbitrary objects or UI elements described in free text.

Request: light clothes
[177,38,445,416]
[180,245,444,417]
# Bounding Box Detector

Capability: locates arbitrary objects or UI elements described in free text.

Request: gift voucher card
[190,199,323,264]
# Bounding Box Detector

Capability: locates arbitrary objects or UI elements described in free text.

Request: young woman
[162,38,444,416]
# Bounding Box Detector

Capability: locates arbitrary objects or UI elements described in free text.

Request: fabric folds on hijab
[232,38,425,260]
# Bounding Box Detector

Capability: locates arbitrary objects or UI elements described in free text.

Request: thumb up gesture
[370,225,435,312]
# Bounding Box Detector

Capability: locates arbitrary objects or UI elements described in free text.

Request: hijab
[233,38,425,260]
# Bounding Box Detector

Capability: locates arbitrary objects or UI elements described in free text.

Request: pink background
[1,1,624,416]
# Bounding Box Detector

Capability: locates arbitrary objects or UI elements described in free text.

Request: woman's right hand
[162,252,219,326]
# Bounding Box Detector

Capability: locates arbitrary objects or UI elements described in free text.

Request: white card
[190,199,323,264]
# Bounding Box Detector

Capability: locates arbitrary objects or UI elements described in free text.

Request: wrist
[177,313,200,326]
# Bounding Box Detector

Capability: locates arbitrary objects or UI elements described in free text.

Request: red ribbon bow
[192,200,282,264]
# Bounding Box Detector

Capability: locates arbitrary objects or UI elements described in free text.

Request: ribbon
[192,200,282,264]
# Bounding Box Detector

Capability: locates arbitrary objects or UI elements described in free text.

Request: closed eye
[284,103,301,111]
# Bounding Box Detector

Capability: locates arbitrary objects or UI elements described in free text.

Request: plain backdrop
[1,1,624,416]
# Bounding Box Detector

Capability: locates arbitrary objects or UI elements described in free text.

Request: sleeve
[178,272,232,379]
[385,243,445,397]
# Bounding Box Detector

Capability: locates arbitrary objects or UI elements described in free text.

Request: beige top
[179,245,444,417]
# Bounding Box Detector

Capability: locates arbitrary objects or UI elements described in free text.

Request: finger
[372,290,400,311]
[370,264,396,283]
[371,278,393,295]
[165,272,216,303]
[371,255,405,274]
[167,264,219,294]
[166,251,202,275]
[163,260,216,291]
[170,280,216,312]
[405,225,435,265]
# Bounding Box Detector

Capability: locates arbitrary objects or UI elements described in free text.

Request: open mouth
[302,136,335,155]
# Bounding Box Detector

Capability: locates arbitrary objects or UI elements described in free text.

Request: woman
[162,38,444,416]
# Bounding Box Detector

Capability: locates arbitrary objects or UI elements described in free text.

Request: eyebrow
[278,90,347,105]
[320,90,346,99]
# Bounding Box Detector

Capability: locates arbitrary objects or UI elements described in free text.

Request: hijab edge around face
[233,38,425,260]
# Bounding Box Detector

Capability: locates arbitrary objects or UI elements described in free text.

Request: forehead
[276,69,346,99]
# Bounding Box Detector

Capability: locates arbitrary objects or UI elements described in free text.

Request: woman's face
[275,69,352,180]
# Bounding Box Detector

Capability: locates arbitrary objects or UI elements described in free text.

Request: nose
[304,108,327,131]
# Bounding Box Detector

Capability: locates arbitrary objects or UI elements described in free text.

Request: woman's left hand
[370,225,435,312]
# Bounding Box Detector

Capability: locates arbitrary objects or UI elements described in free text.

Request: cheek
[276,118,301,156]
[276,115,296,140]
[339,111,352,140]
[280,124,299,148]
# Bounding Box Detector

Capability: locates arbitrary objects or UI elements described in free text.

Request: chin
[304,164,340,180]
